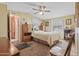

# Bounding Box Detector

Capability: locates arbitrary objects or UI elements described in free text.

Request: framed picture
[66,19,72,25]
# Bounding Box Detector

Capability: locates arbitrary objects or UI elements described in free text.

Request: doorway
[9,14,20,43]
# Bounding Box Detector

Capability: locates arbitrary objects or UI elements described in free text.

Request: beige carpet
[20,41,50,56]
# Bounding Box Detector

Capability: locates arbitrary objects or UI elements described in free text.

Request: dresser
[22,22,32,42]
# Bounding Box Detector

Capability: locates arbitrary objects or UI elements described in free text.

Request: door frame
[8,13,20,42]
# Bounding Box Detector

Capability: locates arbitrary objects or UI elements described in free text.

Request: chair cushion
[50,40,68,56]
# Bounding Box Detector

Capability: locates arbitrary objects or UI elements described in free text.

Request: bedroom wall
[0,4,8,37]
[51,17,64,40]
[50,15,75,40]
[0,4,9,54]
[51,17,64,31]
[32,17,41,31]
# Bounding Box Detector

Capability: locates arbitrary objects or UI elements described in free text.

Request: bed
[31,30,61,46]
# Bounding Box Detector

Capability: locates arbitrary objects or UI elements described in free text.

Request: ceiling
[2,2,75,19]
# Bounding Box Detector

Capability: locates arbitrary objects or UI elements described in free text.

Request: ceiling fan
[32,5,50,15]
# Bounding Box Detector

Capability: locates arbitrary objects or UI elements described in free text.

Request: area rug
[13,42,31,50]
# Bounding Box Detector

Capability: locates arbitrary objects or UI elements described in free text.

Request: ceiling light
[39,12,43,15]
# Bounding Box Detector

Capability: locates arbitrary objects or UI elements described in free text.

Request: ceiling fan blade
[44,10,50,12]
[32,8,40,11]
[32,8,37,10]
[34,12,39,14]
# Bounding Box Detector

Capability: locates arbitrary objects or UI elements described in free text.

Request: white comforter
[31,30,61,46]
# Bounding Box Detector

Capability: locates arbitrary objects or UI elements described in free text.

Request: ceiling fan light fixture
[39,12,43,15]
[32,4,50,15]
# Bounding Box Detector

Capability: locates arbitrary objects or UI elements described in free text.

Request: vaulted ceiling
[2,2,75,19]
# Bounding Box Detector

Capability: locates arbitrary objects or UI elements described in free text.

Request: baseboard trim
[32,37,50,47]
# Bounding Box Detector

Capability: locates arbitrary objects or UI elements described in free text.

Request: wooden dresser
[22,22,32,42]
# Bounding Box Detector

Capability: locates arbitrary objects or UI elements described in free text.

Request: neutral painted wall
[50,15,75,40]
[0,4,10,54]
[0,4,8,38]
[50,17,64,40]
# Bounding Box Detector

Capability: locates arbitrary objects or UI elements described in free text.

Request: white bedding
[31,30,61,46]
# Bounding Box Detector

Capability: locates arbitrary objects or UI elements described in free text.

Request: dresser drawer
[22,36,32,42]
